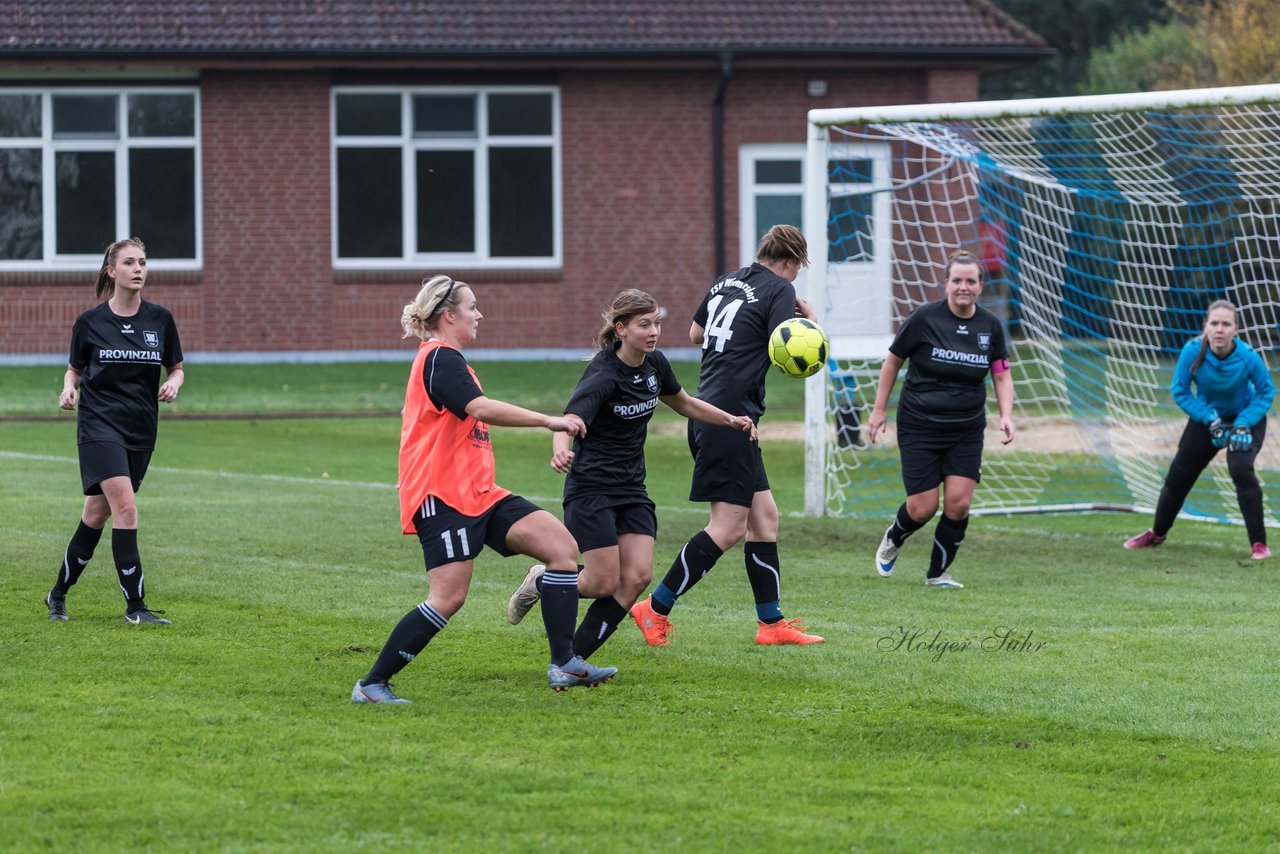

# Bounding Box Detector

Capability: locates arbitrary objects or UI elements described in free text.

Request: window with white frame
[739,141,891,339]
[0,88,200,268]
[739,144,806,266]
[332,87,561,267]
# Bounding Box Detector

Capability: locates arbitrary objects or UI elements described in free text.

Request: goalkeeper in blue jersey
[1126,300,1275,560]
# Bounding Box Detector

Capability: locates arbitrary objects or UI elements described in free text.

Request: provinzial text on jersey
[612,398,658,419]
[97,349,163,362]
[930,347,989,367]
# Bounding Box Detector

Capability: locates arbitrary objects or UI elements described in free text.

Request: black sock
[573,596,628,660]
[744,541,783,623]
[652,531,723,617]
[53,521,104,595]
[889,503,927,547]
[927,515,969,578]
[111,528,144,605]
[540,569,580,666]
[365,602,448,684]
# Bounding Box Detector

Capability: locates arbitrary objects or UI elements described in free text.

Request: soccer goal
[802,84,1280,526]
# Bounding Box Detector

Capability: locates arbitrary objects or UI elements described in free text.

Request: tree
[1082,0,1280,93]
[982,0,1174,100]
[1079,19,1208,94]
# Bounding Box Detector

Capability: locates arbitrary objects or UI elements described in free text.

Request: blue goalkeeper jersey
[1171,337,1275,428]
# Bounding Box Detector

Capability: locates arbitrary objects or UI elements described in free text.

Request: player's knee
[578,561,620,599]
[944,496,972,518]
[538,529,579,568]
[620,562,653,595]
[708,520,747,549]
[907,495,938,521]
[82,503,110,527]
[113,504,139,527]
[1227,460,1259,488]
[431,593,467,618]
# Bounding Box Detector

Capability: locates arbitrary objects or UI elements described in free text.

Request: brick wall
[0,64,975,357]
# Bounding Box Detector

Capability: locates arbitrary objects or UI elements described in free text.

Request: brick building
[0,1,1044,360]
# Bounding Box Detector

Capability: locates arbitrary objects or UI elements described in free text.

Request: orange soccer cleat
[630,596,674,646]
[755,617,825,645]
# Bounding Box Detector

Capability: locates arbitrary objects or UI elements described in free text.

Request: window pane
[489,147,552,257]
[413,96,475,137]
[830,158,873,184]
[416,150,474,253]
[336,94,401,136]
[0,94,40,138]
[128,94,195,137]
[755,160,802,185]
[755,195,802,247]
[0,148,41,259]
[337,148,402,257]
[130,148,196,258]
[828,193,874,263]
[56,151,115,254]
[53,94,118,138]
[488,93,552,136]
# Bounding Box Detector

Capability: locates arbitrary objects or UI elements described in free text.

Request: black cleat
[46,590,68,621]
[125,603,171,625]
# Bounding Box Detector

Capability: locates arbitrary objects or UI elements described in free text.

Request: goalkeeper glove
[1208,418,1228,449]
[1228,424,1253,453]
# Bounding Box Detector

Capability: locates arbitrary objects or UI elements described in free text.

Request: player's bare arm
[689,322,705,347]
[994,370,1016,444]
[550,428,575,473]
[466,397,586,436]
[794,297,816,320]
[59,366,82,410]
[867,353,906,443]
[158,363,184,403]
[661,391,757,440]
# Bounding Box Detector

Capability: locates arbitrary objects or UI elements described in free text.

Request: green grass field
[3,364,1278,851]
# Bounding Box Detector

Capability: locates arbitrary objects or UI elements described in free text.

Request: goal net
[802,84,1280,527]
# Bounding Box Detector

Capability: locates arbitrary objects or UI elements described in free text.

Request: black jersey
[691,263,797,420]
[562,344,682,501]
[421,343,483,419]
[889,300,1008,429]
[68,300,183,450]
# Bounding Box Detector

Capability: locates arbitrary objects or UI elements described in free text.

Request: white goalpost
[802,84,1280,525]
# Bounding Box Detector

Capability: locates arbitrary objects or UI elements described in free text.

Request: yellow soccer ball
[769,318,829,379]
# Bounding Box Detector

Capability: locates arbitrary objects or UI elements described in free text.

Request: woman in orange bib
[352,275,617,703]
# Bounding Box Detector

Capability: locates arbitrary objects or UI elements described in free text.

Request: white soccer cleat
[925,573,964,589]
[875,527,899,577]
[506,564,544,625]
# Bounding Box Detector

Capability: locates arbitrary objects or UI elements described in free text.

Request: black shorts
[897,421,984,496]
[687,421,768,507]
[79,441,152,495]
[413,494,543,571]
[563,493,658,552]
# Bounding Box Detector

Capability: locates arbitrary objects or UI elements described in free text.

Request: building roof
[2,0,1046,58]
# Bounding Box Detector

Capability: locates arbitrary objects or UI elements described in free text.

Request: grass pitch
[2,364,1278,851]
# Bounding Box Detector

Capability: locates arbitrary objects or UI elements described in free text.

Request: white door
[741,142,891,349]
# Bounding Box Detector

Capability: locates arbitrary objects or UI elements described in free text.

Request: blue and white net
[818,102,1280,525]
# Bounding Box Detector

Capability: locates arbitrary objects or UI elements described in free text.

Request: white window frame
[0,87,202,271]
[739,143,807,267]
[331,86,563,270]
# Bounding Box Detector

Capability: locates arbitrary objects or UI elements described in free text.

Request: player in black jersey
[630,224,825,646]
[46,238,184,625]
[502,289,755,657]
[867,250,1015,589]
